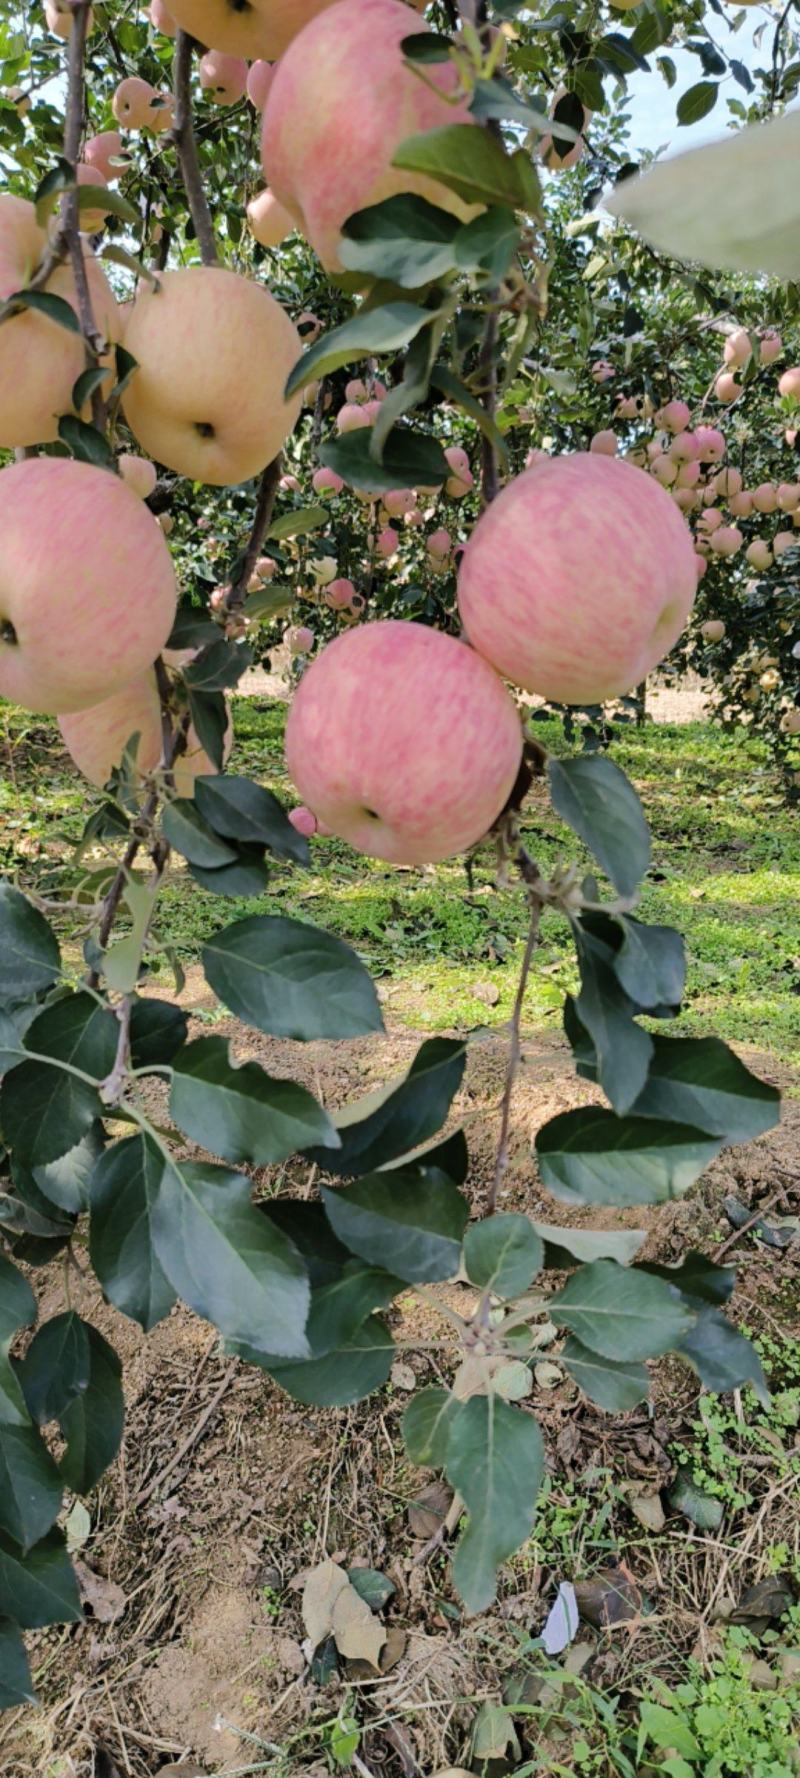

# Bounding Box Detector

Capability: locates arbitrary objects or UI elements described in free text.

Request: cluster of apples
[286,453,699,864]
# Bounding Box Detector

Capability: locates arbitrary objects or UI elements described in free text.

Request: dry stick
[488,902,542,1213]
[62,0,107,427]
[226,453,283,613]
[172,31,219,267]
[713,1185,788,1261]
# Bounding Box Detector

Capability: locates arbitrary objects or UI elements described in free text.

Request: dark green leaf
[0,883,60,999]
[151,1158,310,1358]
[463,1214,543,1298]
[668,1467,723,1529]
[551,1261,695,1360]
[286,302,434,397]
[129,997,188,1070]
[235,1316,395,1406]
[453,207,521,279]
[320,425,448,493]
[640,1251,734,1308]
[322,1170,467,1283]
[304,1263,403,1354]
[0,1253,36,1345]
[1,1061,101,1169]
[346,1567,395,1609]
[59,1324,123,1495]
[202,914,383,1041]
[677,80,719,126]
[259,1200,351,1289]
[33,1123,105,1214]
[162,799,237,868]
[33,157,73,225]
[535,1108,721,1206]
[4,287,80,332]
[534,1222,646,1268]
[612,918,686,1011]
[339,195,460,287]
[419,1392,545,1612]
[0,1528,82,1627]
[76,181,138,226]
[561,1336,648,1411]
[430,362,509,465]
[0,1618,36,1707]
[194,776,309,864]
[187,689,229,771]
[166,609,220,652]
[90,1135,177,1332]
[183,639,252,693]
[266,505,329,542]
[678,1310,769,1406]
[57,415,115,468]
[112,341,139,397]
[71,365,110,412]
[390,1125,469,1184]
[18,1312,91,1426]
[0,1006,36,1075]
[630,1036,780,1141]
[574,926,653,1115]
[470,75,551,133]
[0,1423,61,1551]
[403,1385,461,1467]
[24,991,118,1076]
[306,1037,465,1176]
[393,123,541,214]
[188,848,270,897]
[400,29,453,62]
[548,755,650,898]
[170,1035,339,1166]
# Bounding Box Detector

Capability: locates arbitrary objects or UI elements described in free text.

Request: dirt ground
[2,993,798,1778]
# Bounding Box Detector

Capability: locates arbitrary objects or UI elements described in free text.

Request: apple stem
[172,32,220,268]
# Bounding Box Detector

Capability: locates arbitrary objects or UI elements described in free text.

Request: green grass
[2,699,799,1060]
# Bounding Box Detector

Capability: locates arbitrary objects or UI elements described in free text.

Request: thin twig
[488,900,542,1211]
[172,31,219,266]
[226,455,282,612]
[713,1186,787,1260]
[62,0,107,421]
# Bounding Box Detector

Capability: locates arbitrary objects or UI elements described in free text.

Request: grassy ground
[2,698,798,1061]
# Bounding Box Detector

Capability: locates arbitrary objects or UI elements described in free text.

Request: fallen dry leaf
[574,1564,642,1629]
[74,1561,127,1625]
[629,1493,666,1534]
[408,1478,453,1540]
[302,1557,386,1668]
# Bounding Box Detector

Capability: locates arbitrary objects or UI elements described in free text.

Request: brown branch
[488,900,541,1212]
[61,0,107,425]
[172,31,219,267]
[225,454,282,612]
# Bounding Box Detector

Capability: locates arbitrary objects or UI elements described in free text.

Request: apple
[382,488,415,519]
[312,466,344,496]
[166,0,339,58]
[0,194,118,449]
[745,539,773,571]
[773,531,795,559]
[650,453,678,486]
[121,266,302,486]
[376,527,398,559]
[590,429,617,456]
[456,453,698,705]
[669,431,698,464]
[158,513,174,535]
[701,619,726,642]
[0,458,176,715]
[715,372,741,404]
[723,328,752,368]
[676,461,702,489]
[345,378,368,403]
[247,61,275,110]
[539,86,590,172]
[336,402,371,433]
[759,330,782,366]
[615,396,639,420]
[698,508,723,533]
[427,527,452,560]
[112,77,157,128]
[118,454,157,500]
[693,425,726,463]
[280,473,301,493]
[255,556,276,580]
[149,0,176,32]
[780,709,800,735]
[713,466,742,498]
[285,621,523,865]
[709,525,743,557]
[311,556,338,586]
[84,130,123,179]
[247,188,295,247]
[199,51,248,105]
[729,490,754,518]
[288,626,314,654]
[44,0,93,37]
[325,578,356,609]
[752,482,778,514]
[261,0,481,271]
[658,399,691,434]
[59,673,230,793]
[777,482,800,512]
[591,360,614,383]
[289,805,318,837]
[147,92,176,135]
[695,555,708,581]
[778,367,800,400]
[672,488,698,513]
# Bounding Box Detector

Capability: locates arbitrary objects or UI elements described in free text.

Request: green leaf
[640,1702,700,1760]
[393,123,540,214]
[59,1324,123,1495]
[0,1528,82,1628]
[305,1263,403,1354]
[202,914,383,1041]
[170,1035,339,1166]
[111,340,140,396]
[441,1393,545,1612]
[0,1618,36,1707]
[612,917,686,1011]
[71,364,111,412]
[0,1253,36,1345]
[89,1136,177,1333]
[285,301,434,397]
[1,993,117,1167]
[403,1385,461,1466]
[76,181,139,226]
[0,883,60,999]
[25,991,118,1077]
[346,1567,395,1610]
[57,415,115,468]
[668,1467,723,1530]
[3,287,80,332]
[639,1251,734,1308]
[400,28,453,62]
[339,195,460,288]
[535,1222,646,1268]
[630,1036,780,1140]
[33,1123,104,1214]
[0,1006,36,1075]
[320,425,448,493]
[386,1125,469,1183]
[430,363,509,467]
[266,504,329,542]
[453,207,521,279]
[548,756,650,898]
[0,1423,61,1551]
[535,1108,721,1207]
[194,776,309,864]
[678,1310,769,1407]
[561,1337,649,1411]
[260,1200,351,1289]
[33,156,73,226]
[187,688,229,771]
[18,1312,91,1426]
[677,80,718,126]
[551,1261,695,1360]
[305,1037,465,1176]
[322,1170,467,1283]
[463,1213,543,1298]
[188,848,270,897]
[162,798,238,869]
[129,997,188,1071]
[151,1158,310,1358]
[235,1316,395,1406]
[183,639,252,693]
[573,925,653,1115]
[469,75,551,134]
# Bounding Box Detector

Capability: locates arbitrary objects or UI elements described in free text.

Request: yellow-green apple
[650,453,678,485]
[693,425,726,462]
[0,458,176,714]
[0,194,118,448]
[780,709,800,734]
[590,429,617,456]
[456,453,697,705]
[247,60,275,109]
[753,482,778,513]
[166,0,339,58]
[778,367,800,400]
[247,187,295,247]
[149,0,176,32]
[118,454,157,499]
[715,371,741,404]
[745,539,773,570]
[261,0,481,271]
[158,512,174,535]
[59,672,230,791]
[44,0,93,37]
[285,621,523,865]
[199,49,248,103]
[121,267,302,485]
[777,482,800,511]
[701,619,726,642]
[759,330,782,365]
[112,77,157,127]
[723,327,752,368]
[709,525,743,557]
[84,129,123,178]
[311,556,338,586]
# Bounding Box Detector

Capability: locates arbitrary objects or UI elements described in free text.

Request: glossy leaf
[561,1337,649,1411]
[640,1251,734,1307]
[305,1037,465,1175]
[0,1423,61,1551]
[319,426,448,493]
[259,1200,351,1289]
[340,194,460,287]
[463,1214,543,1299]
[183,639,252,693]
[0,1528,82,1628]
[90,1136,177,1332]
[235,1316,395,1406]
[393,123,540,214]
[162,799,237,869]
[32,1123,105,1214]
[18,1312,91,1426]
[189,847,270,898]
[170,1035,339,1166]
[59,1324,123,1495]
[678,1309,769,1406]
[551,1261,695,1360]
[676,80,718,126]
[535,1107,721,1206]
[322,1170,467,1283]
[2,992,117,1168]
[286,302,434,397]
[129,997,189,1071]
[535,1222,647,1268]
[612,918,686,1012]
[0,1253,36,1345]
[548,755,650,898]
[630,1035,780,1140]
[0,885,60,1000]
[573,925,653,1115]
[0,1618,36,1707]
[194,776,309,864]
[202,914,383,1041]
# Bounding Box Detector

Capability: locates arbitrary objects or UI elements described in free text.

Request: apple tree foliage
[0,0,792,1706]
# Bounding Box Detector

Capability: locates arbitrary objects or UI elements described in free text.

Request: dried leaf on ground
[731,1574,795,1627]
[344,1625,407,1679]
[302,1557,386,1667]
[574,1563,642,1629]
[408,1477,454,1540]
[629,1493,666,1533]
[74,1561,127,1624]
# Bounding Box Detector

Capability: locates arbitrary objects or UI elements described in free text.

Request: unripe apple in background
[311,555,338,586]
[289,626,314,653]
[746,539,773,571]
[615,396,639,420]
[445,446,471,484]
[336,403,370,434]
[676,461,701,489]
[715,372,741,405]
[166,0,338,58]
[261,0,481,271]
[255,556,276,580]
[312,466,344,496]
[112,76,157,127]
[84,129,123,179]
[426,527,452,560]
[76,164,110,232]
[199,50,248,104]
[668,431,698,464]
[382,488,415,519]
[777,482,800,511]
[118,454,157,500]
[693,426,726,463]
[650,453,677,486]
[753,482,778,513]
[0,459,176,714]
[0,195,118,449]
[658,399,691,434]
[723,327,752,368]
[149,0,176,32]
[709,525,743,557]
[780,709,800,734]
[247,188,295,247]
[285,621,523,865]
[376,527,399,559]
[729,490,754,517]
[701,619,726,642]
[590,360,614,383]
[122,267,302,486]
[280,472,301,494]
[247,60,275,109]
[713,466,742,498]
[778,367,800,400]
[59,674,231,792]
[759,330,782,366]
[325,578,356,609]
[773,531,795,559]
[590,429,617,456]
[457,454,697,705]
[289,805,318,837]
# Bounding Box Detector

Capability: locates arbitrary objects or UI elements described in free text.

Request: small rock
[629,1493,666,1534]
[534,1361,563,1390]
[390,1361,416,1392]
[472,980,500,1006]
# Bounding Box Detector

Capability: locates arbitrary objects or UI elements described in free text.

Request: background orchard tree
[0,0,795,1723]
